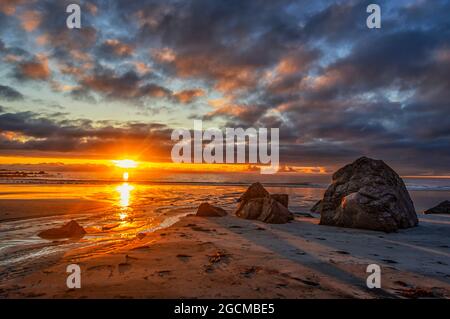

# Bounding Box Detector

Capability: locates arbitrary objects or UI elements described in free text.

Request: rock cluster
[236,182,293,224]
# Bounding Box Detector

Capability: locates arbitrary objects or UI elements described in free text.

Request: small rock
[196,203,227,217]
[424,200,450,214]
[38,220,86,239]
[136,232,146,240]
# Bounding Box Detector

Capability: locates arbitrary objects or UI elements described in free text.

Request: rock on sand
[236,183,293,224]
[319,157,418,232]
[424,201,450,214]
[38,220,86,239]
[196,203,227,217]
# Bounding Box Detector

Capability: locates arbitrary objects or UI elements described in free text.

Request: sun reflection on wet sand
[116,182,134,208]
[115,182,135,224]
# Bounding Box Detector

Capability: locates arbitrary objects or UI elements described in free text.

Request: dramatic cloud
[0,0,27,15]
[0,85,23,101]
[173,89,205,103]
[15,54,51,80]
[0,108,174,161]
[19,10,42,32]
[0,0,449,174]
[99,39,134,58]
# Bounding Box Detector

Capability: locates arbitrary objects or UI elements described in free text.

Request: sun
[112,159,138,169]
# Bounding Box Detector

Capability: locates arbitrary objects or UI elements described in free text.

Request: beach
[0,180,449,299]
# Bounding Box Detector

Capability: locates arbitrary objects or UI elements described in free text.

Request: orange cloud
[3,54,22,63]
[36,34,49,46]
[152,47,176,63]
[276,56,301,75]
[0,0,27,15]
[103,39,134,57]
[58,63,83,78]
[206,104,252,118]
[174,89,205,103]
[132,61,151,75]
[172,54,259,93]
[18,54,50,80]
[86,2,98,15]
[20,10,42,32]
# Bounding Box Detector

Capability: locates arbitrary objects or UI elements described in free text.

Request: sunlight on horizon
[113,159,138,169]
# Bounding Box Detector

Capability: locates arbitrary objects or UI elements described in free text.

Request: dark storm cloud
[0,85,24,101]
[0,109,174,159]
[75,64,203,104]
[131,0,312,92]
[303,1,369,42]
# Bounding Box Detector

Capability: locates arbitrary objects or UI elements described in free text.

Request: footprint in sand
[156,270,171,277]
[240,266,261,278]
[176,254,192,262]
[87,264,114,278]
[334,250,350,255]
[118,263,132,273]
[382,259,398,264]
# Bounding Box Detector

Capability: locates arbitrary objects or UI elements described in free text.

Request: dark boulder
[319,157,418,232]
[196,203,227,217]
[238,182,269,202]
[270,194,289,208]
[424,201,450,214]
[38,220,86,239]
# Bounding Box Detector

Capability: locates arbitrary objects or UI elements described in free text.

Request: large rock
[236,183,293,224]
[424,201,450,214]
[238,182,269,202]
[319,157,418,232]
[270,194,289,208]
[196,203,227,217]
[38,220,86,239]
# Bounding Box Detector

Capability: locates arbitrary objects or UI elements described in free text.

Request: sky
[0,0,449,176]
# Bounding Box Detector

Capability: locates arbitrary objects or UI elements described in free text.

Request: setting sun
[112,159,138,169]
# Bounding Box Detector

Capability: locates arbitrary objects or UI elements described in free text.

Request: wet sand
[1,212,449,299]
[0,199,109,222]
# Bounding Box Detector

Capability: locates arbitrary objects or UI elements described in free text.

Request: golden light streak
[116,182,134,208]
[112,159,138,169]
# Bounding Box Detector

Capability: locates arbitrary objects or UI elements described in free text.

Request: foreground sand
[1,212,449,299]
